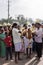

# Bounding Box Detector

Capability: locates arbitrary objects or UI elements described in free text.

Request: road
[0,53,43,65]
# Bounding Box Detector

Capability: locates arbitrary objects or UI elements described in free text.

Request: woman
[0,28,6,57]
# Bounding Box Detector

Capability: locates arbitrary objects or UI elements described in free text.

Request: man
[12,23,22,63]
[42,24,43,43]
[35,23,43,60]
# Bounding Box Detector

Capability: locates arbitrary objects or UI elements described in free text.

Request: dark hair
[5,32,7,36]
[35,23,41,25]
[12,23,17,28]
[32,23,35,26]
[23,24,27,29]
[35,23,41,27]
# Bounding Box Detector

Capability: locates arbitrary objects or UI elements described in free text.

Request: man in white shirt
[12,23,22,63]
[41,24,43,50]
[35,23,43,60]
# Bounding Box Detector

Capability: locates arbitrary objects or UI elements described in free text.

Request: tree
[17,15,26,24]
[28,18,33,23]
[0,17,15,24]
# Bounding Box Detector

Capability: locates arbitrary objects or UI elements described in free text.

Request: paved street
[0,53,43,65]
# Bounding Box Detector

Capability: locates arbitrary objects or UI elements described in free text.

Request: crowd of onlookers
[0,23,43,63]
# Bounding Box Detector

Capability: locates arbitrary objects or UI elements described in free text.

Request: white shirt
[12,28,22,44]
[35,28,42,43]
[42,28,43,38]
[23,37,29,48]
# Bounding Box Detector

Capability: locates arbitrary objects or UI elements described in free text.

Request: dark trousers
[15,52,20,61]
[36,42,42,58]
[6,47,12,59]
[0,45,1,57]
[32,42,36,52]
[26,48,31,57]
[26,48,28,57]
[42,38,43,42]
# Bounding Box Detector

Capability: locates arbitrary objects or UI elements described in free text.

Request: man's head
[32,23,35,26]
[23,24,27,29]
[12,23,18,28]
[35,23,41,29]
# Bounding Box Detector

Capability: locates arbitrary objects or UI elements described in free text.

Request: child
[23,32,29,58]
[4,32,12,60]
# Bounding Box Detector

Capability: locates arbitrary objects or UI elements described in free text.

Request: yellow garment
[30,26,36,33]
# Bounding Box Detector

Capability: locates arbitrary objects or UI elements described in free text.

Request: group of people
[0,22,43,63]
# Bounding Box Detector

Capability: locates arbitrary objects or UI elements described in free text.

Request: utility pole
[8,0,10,23]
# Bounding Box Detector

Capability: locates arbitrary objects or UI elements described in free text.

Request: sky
[0,0,43,20]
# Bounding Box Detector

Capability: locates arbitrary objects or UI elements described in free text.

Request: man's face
[36,24,40,28]
[32,24,35,27]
